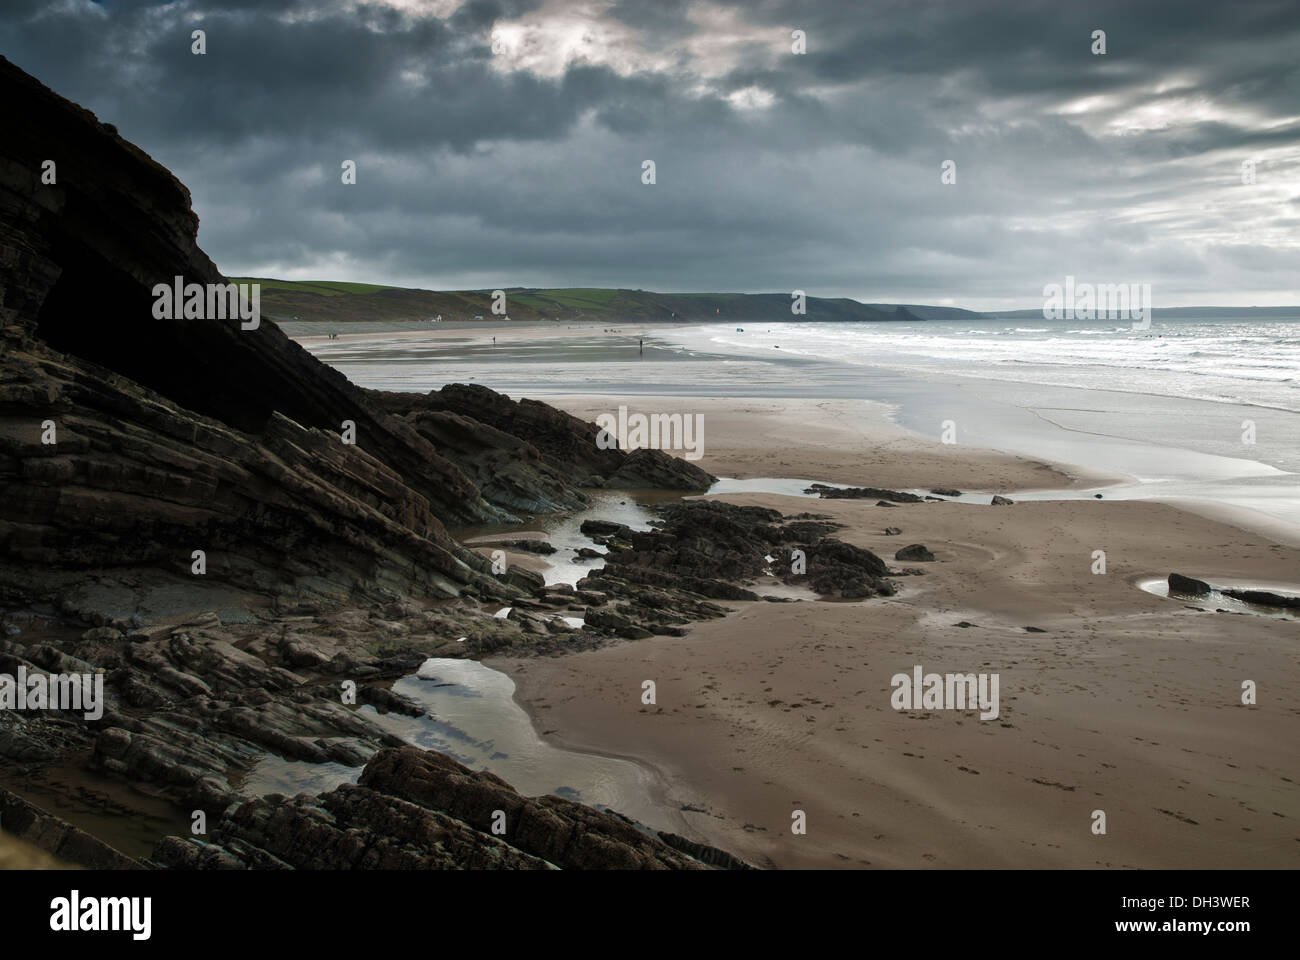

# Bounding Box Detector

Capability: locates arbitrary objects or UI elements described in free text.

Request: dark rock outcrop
[152,746,747,870]
[371,384,716,492]
[895,544,935,562]
[991,495,1014,505]
[506,539,557,555]
[0,787,142,869]
[568,501,896,624]
[1168,573,1211,596]
[806,484,924,503]
[1220,588,1300,609]
[606,447,716,490]
[581,519,633,538]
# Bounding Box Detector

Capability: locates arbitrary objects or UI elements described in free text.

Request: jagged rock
[281,637,332,668]
[883,527,902,535]
[587,502,893,604]
[991,495,1014,505]
[503,565,545,593]
[895,544,935,562]
[581,519,632,537]
[1221,588,1300,609]
[1168,573,1211,596]
[811,486,924,503]
[780,519,841,540]
[358,685,424,716]
[931,487,962,497]
[605,448,716,491]
[385,406,590,515]
[506,539,557,555]
[584,608,655,639]
[359,747,735,869]
[153,746,746,870]
[0,724,58,762]
[807,539,894,598]
[0,788,141,869]
[371,384,715,492]
[655,831,754,870]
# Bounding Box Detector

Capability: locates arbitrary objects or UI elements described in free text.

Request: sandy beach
[489,395,1300,869]
[287,319,1300,869]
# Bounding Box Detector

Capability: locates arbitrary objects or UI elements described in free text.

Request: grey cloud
[2,0,1297,304]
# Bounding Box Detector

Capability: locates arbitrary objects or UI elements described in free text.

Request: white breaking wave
[658,317,1300,412]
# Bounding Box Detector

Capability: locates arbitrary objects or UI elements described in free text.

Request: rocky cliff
[0,55,708,620]
[0,56,743,871]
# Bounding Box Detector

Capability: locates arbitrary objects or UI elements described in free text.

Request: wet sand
[490,399,1300,869]
[287,321,1300,869]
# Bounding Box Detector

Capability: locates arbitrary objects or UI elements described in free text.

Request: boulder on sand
[1168,573,1212,596]
[895,544,935,562]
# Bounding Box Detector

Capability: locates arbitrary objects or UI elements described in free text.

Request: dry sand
[490,396,1300,869]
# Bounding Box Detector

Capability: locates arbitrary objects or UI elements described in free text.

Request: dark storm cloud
[3,0,1298,305]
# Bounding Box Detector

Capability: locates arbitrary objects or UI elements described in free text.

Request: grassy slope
[230,278,983,324]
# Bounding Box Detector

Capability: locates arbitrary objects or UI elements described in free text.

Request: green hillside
[229,278,984,325]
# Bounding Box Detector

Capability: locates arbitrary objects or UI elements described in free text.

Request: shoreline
[290,319,1300,544]
[543,393,1127,493]
[288,321,1300,868]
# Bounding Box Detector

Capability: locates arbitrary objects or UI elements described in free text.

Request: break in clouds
[4,0,1298,308]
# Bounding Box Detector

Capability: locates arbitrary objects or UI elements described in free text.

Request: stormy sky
[4,0,1299,308]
